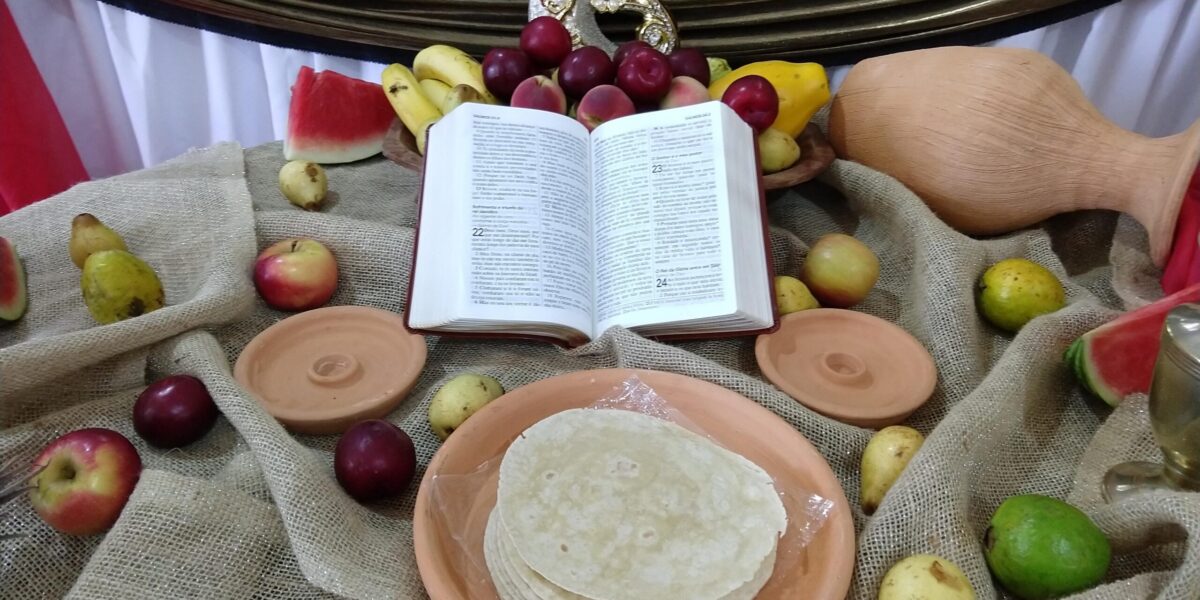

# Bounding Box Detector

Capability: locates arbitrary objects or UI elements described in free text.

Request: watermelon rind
[1066,281,1200,407]
[1063,338,1112,405]
[1075,340,1122,407]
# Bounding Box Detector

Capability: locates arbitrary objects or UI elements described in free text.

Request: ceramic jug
[828,46,1200,267]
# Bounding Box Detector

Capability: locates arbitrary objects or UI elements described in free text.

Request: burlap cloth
[0,134,1196,600]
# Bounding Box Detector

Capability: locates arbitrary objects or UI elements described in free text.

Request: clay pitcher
[828,46,1200,267]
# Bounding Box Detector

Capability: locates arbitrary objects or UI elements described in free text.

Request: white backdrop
[8,0,1200,180]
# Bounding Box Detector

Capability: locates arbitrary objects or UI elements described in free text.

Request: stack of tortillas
[485,408,788,600]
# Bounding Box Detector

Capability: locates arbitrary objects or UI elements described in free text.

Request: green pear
[81,250,165,324]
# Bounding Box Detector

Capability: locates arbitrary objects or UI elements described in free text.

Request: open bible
[405,100,777,346]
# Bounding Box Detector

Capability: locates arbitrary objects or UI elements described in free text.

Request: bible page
[408,103,594,337]
[454,104,594,336]
[590,101,737,335]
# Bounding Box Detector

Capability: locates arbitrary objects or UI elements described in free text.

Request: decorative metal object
[155,1,1105,63]
[529,0,677,56]
[1104,304,1200,503]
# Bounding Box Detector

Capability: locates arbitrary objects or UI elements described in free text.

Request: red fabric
[1161,167,1200,294]
[0,0,88,215]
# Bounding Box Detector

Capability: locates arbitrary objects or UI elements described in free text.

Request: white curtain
[8,0,1200,179]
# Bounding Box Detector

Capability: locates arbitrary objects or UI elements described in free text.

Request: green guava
[984,494,1110,599]
[977,258,1065,332]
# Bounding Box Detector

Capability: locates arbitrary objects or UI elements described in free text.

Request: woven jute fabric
[0,137,1195,600]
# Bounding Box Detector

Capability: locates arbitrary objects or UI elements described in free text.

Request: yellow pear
[879,554,975,600]
[81,250,165,324]
[861,425,924,515]
[278,160,327,211]
[70,214,128,268]
[428,373,504,440]
[758,128,801,173]
[774,275,820,314]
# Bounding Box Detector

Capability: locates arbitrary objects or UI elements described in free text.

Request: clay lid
[755,309,937,429]
[233,306,427,435]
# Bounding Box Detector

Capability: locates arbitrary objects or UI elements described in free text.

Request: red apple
[334,420,417,502]
[254,238,338,311]
[613,40,652,66]
[510,75,568,113]
[667,47,710,86]
[483,48,535,101]
[616,46,672,103]
[520,16,573,69]
[133,375,219,448]
[30,428,141,535]
[577,85,636,131]
[801,233,880,307]
[720,75,779,134]
[557,46,615,99]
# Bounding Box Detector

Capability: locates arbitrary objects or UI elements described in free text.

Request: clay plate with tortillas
[412,369,855,599]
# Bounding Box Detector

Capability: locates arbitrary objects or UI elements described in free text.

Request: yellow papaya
[709,61,830,138]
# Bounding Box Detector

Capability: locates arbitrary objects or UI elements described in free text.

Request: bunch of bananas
[382,45,498,154]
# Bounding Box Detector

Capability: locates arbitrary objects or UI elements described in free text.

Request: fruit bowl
[381,117,836,191]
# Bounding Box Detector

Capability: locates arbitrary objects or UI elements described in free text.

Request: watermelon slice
[1067,281,1200,406]
[284,66,396,164]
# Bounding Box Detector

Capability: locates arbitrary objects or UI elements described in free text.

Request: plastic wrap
[429,375,836,599]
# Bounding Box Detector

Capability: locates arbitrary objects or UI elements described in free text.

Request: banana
[419,79,452,111]
[382,63,443,151]
[414,115,441,156]
[441,84,483,115]
[413,45,497,104]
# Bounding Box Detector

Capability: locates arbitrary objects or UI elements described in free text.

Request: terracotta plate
[381,118,835,190]
[233,306,427,435]
[413,368,855,600]
[755,310,937,429]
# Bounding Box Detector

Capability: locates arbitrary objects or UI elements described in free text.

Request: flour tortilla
[485,507,584,600]
[485,505,778,600]
[484,508,542,600]
[495,408,787,600]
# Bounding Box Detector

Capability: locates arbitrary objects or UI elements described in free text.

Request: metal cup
[1149,303,1200,489]
[1104,303,1200,502]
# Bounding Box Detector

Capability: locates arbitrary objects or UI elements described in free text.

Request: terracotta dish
[756,310,937,429]
[381,118,835,191]
[233,306,427,435]
[412,368,855,600]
